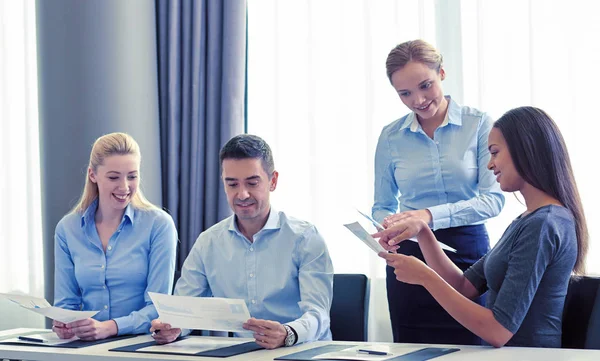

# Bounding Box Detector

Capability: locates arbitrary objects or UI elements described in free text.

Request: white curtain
[248,0,600,342]
[0,0,44,329]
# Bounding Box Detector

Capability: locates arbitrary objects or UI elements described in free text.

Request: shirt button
[107,246,112,251]
[103,285,106,289]
[250,273,254,278]
[101,265,105,269]
[249,247,254,252]
[251,300,256,304]
[104,305,108,309]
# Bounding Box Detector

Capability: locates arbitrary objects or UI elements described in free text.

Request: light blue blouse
[373,97,504,230]
[54,199,178,335]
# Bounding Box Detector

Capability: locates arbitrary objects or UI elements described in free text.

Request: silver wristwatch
[283,324,297,347]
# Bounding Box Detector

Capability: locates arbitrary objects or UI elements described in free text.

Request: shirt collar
[228,207,281,235]
[80,198,135,227]
[399,95,461,132]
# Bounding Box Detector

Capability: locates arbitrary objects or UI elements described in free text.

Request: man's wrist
[282,324,297,347]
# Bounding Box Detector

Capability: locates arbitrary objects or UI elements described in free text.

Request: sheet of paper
[149,292,251,332]
[6,332,78,346]
[31,307,99,323]
[313,345,421,360]
[138,337,248,355]
[356,209,384,231]
[0,293,99,323]
[344,222,387,254]
[353,212,457,253]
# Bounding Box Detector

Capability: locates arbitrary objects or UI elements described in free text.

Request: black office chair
[562,275,600,349]
[330,273,370,341]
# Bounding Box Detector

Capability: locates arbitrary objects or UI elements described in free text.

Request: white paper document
[344,222,387,254]
[149,292,251,332]
[356,209,384,231]
[5,332,78,346]
[0,293,99,323]
[353,212,457,253]
[138,337,248,355]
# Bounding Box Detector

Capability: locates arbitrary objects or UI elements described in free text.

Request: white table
[1,328,599,361]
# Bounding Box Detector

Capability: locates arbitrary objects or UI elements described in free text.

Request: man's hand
[243,318,287,349]
[64,318,117,341]
[150,319,181,344]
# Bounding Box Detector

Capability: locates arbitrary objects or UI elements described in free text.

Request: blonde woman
[372,39,505,344]
[52,133,177,340]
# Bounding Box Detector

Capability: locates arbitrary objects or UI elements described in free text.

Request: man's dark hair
[219,134,275,177]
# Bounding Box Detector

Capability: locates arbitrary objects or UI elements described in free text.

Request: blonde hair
[72,132,157,213]
[386,39,443,81]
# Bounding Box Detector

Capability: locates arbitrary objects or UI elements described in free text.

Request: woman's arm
[381,252,513,347]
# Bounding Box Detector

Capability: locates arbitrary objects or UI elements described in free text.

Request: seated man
[151,134,334,349]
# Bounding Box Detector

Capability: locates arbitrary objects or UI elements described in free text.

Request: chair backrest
[330,273,370,341]
[562,275,600,349]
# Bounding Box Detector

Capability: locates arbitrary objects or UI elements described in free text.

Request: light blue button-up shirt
[54,199,178,335]
[175,208,334,344]
[373,96,504,230]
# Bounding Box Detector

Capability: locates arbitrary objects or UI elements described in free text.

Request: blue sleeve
[287,225,334,344]
[372,128,400,224]
[113,212,178,335]
[53,221,82,310]
[490,218,558,333]
[464,255,488,295]
[427,114,505,229]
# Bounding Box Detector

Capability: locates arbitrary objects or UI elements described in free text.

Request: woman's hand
[372,216,429,251]
[52,320,75,339]
[383,209,432,229]
[378,252,434,286]
[65,318,117,341]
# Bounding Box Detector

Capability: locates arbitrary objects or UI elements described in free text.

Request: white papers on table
[313,345,424,360]
[138,337,249,355]
[0,293,99,323]
[148,292,251,332]
[6,333,78,346]
[352,212,458,253]
[344,222,387,254]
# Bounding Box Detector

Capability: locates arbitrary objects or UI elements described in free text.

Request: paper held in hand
[148,292,251,332]
[348,211,458,253]
[343,222,387,254]
[0,293,99,323]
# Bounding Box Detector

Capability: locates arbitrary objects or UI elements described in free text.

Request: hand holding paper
[353,210,457,253]
[149,292,251,332]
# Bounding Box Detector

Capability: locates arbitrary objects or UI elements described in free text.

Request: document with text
[149,292,251,332]
[0,293,98,323]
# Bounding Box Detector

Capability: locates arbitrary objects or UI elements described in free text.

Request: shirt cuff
[113,316,133,336]
[286,320,306,345]
[427,205,451,230]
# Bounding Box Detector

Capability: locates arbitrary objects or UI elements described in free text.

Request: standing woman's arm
[372,128,400,224]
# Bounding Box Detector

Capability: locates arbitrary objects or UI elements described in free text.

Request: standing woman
[52,133,178,340]
[372,39,505,344]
